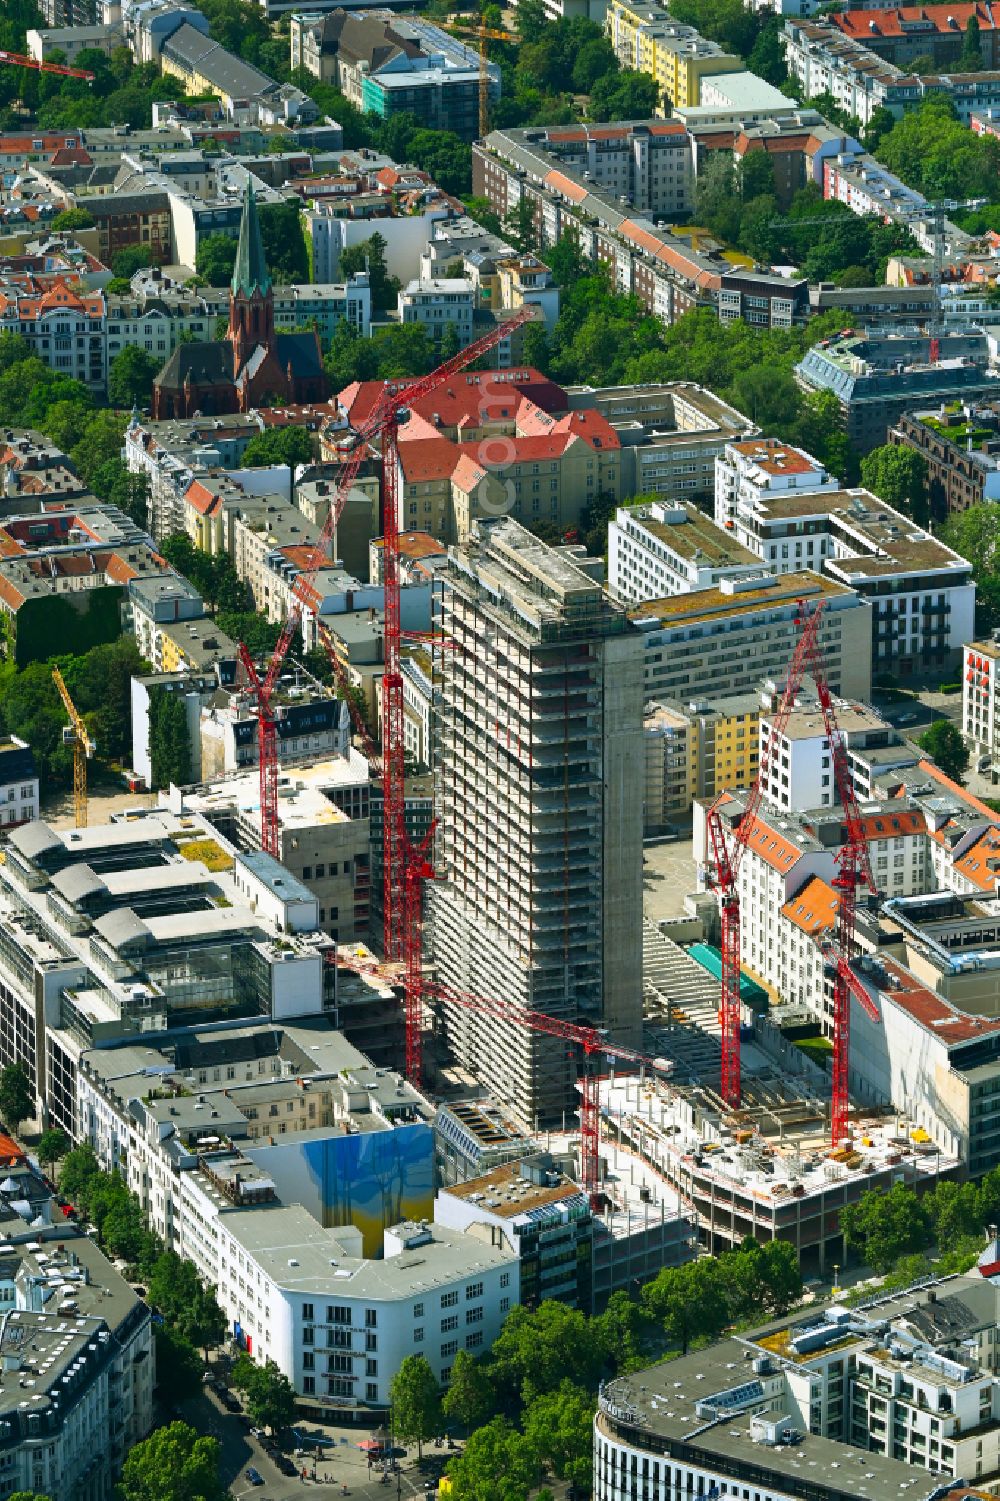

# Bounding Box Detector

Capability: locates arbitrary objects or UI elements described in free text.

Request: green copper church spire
[231,178,272,299]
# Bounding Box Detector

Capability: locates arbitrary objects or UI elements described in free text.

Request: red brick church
[152,182,328,420]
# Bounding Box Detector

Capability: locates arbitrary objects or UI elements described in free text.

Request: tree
[642,1259,730,1353]
[230,1354,295,1432]
[588,68,659,121]
[112,245,155,280]
[259,198,309,282]
[442,1349,495,1431]
[37,1128,69,1178]
[490,1301,607,1406]
[958,13,983,70]
[108,346,161,410]
[339,231,399,311]
[148,686,193,789]
[390,1354,442,1459]
[841,1182,933,1273]
[70,411,128,484]
[58,1143,100,1205]
[941,502,1000,633]
[90,458,150,530]
[241,427,314,469]
[50,207,95,232]
[0,1062,32,1134]
[739,150,775,203]
[119,1420,227,1501]
[195,232,237,287]
[154,1325,202,1404]
[445,1416,541,1501]
[747,17,787,85]
[522,1382,594,1492]
[860,444,929,524]
[918,718,970,783]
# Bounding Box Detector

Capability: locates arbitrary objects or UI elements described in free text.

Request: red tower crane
[705,602,829,1109]
[0,50,95,81]
[330,949,670,1206]
[239,309,531,934]
[795,626,881,1146]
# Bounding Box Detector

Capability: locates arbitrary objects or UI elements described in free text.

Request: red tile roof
[397,437,459,483]
[743,815,802,873]
[781,875,839,936]
[185,479,223,517]
[543,169,588,204]
[833,2,995,38]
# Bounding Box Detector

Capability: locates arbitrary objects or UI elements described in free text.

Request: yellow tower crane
[449,20,517,138]
[52,668,94,829]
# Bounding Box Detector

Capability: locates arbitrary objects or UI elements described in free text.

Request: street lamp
[832,1262,841,1295]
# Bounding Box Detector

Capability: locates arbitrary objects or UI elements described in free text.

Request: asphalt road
[172,1385,456,1499]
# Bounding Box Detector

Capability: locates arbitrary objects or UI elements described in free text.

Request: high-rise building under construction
[428,518,644,1125]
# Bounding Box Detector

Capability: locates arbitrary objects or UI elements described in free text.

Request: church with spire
[152,182,328,420]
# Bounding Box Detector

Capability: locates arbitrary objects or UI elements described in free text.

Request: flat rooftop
[443,1160,585,1220]
[625,501,758,568]
[630,571,856,627]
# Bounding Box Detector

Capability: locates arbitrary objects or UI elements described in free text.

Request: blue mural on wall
[245,1124,435,1257]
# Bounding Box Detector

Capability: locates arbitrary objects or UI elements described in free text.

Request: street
[173,1385,455,1499]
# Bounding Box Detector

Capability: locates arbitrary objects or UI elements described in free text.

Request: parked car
[245,1467,264,1486]
[275,1454,298,1477]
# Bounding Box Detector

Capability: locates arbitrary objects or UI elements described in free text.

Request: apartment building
[397,278,474,344]
[473,125,790,329]
[644,691,760,827]
[428,520,644,1125]
[605,1,742,109]
[632,571,873,705]
[963,637,1000,778]
[0,279,106,393]
[609,498,763,603]
[829,3,1000,70]
[158,22,316,125]
[291,11,497,141]
[719,445,976,677]
[595,1277,1000,1501]
[0,1222,152,1501]
[892,404,1000,515]
[0,738,39,832]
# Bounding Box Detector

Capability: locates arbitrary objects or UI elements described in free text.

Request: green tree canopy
[231,1355,296,1433]
[389,1354,442,1458]
[490,1301,607,1405]
[119,1420,227,1501]
[149,686,193,790]
[917,718,970,783]
[241,426,315,469]
[860,444,929,524]
[521,1381,595,1491]
[0,1063,32,1133]
[444,1416,541,1501]
[259,198,309,282]
[339,231,399,312]
[112,245,155,280]
[841,1182,934,1273]
[940,502,1000,633]
[154,1325,202,1404]
[195,232,237,287]
[108,346,161,410]
[441,1349,495,1431]
[37,1128,70,1175]
[50,207,95,231]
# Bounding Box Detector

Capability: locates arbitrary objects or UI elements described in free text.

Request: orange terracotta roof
[543,169,588,205]
[370,531,446,558]
[743,815,801,873]
[0,575,25,611]
[618,220,723,291]
[551,408,620,452]
[918,759,1000,823]
[781,876,839,936]
[397,437,458,483]
[185,480,223,517]
[105,554,141,584]
[451,453,488,492]
[953,825,1000,891]
[861,809,925,840]
[834,3,994,39]
[461,434,572,465]
[280,543,323,572]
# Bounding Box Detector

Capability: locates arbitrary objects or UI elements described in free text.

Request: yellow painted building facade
[605,0,742,111]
